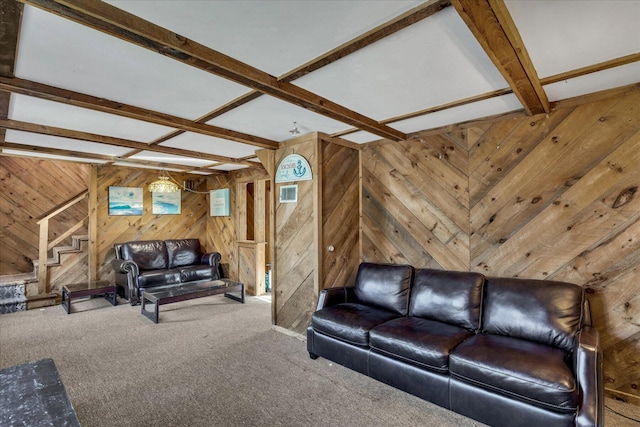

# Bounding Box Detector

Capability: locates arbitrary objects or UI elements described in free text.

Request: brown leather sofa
[111,239,221,305]
[307,263,603,427]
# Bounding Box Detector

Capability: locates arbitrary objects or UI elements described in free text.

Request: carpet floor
[0,295,638,426]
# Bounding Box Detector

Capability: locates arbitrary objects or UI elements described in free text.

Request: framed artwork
[152,191,181,214]
[108,186,143,216]
[210,188,230,216]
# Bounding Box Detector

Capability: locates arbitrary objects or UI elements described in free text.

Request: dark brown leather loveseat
[307,262,603,427]
[111,239,221,305]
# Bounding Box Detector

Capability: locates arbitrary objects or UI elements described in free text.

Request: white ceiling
[1,0,639,175]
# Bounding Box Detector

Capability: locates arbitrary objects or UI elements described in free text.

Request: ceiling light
[289,122,300,134]
[148,173,179,192]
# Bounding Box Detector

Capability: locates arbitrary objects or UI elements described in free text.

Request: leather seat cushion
[370,317,474,372]
[137,269,181,289]
[450,333,578,412]
[166,239,202,268]
[179,265,217,282]
[311,303,401,346]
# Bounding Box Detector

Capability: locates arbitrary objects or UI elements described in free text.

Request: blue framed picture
[210,188,230,216]
[108,186,143,216]
[152,191,181,215]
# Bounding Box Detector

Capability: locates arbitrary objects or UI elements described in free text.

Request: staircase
[0,234,89,314]
[1,190,91,314]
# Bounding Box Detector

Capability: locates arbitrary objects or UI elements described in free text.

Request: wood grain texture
[361,90,640,400]
[0,157,88,276]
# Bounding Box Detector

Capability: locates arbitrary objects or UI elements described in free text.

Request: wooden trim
[0,0,23,145]
[22,0,405,142]
[0,76,279,150]
[541,53,640,86]
[313,137,322,296]
[451,0,548,115]
[550,82,640,111]
[0,118,257,166]
[282,0,451,82]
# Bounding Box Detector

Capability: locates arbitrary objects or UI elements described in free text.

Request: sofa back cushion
[354,263,414,316]
[121,240,168,271]
[166,239,202,268]
[483,277,584,352]
[409,269,485,331]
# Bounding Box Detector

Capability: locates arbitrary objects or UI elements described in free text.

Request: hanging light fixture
[289,121,300,134]
[148,172,179,193]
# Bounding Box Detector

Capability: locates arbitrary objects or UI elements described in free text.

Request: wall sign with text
[275,154,312,183]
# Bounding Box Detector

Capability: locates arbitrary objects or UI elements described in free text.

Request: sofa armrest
[201,252,222,267]
[110,259,140,305]
[574,326,603,427]
[316,286,356,310]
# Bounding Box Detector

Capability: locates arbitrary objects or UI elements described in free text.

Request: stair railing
[35,190,89,294]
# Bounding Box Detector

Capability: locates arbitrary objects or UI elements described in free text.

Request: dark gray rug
[0,358,80,426]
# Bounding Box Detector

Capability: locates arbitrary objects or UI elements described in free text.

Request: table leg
[62,288,71,314]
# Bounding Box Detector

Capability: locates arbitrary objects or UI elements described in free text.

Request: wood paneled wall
[0,157,88,276]
[361,90,640,401]
[205,167,270,283]
[96,165,210,280]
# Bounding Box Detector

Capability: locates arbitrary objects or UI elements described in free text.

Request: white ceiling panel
[16,5,250,120]
[339,131,381,144]
[106,0,423,77]
[207,95,352,141]
[1,149,108,164]
[160,132,259,159]
[294,7,510,121]
[391,94,522,134]
[4,130,132,157]
[211,164,249,172]
[505,0,640,78]
[544,63,640,102]
[128,151,216,168]
[8,94,175,142]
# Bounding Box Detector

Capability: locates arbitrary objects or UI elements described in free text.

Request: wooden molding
[21,0,406,142]
[541,52,640,86]
[451,0,548,115]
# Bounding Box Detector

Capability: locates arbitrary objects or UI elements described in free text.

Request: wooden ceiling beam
[451,0,549,115]
[0,0,23,145]
[0,118,260,167]
[0,141,228,174]
[21,0,406,142]
[0,76,279,150]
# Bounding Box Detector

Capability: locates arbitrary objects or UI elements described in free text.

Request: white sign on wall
[275,154,312,183]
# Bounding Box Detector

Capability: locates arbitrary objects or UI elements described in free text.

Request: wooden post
[88,165,98,282]
[37,219,48,294]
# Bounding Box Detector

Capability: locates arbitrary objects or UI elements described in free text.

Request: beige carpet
[0,295,638,427]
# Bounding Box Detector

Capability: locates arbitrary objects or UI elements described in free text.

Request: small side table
[61,281,117,314]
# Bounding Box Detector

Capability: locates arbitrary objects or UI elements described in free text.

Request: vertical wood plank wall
[361,91,640,400]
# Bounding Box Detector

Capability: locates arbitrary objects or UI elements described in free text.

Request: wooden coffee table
[140,278,245,323]
[61,281,117,314]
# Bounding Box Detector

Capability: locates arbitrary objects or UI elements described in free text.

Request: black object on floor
[0,358,80,426]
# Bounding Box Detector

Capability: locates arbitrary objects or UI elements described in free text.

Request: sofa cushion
[450,333,577,412]
[166,239,202,269]
[311,303,401,346]
[370,317,474,373]
[483,277,584,351]
[354,263,414,316]
[121,240,169,271]
[179,265,218,282]
[409,269,484,331]
[137,269,181,289]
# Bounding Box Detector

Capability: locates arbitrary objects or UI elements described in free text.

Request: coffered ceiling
[1,0,638,175]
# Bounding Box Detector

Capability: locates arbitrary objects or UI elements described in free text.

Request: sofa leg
[309,352,319,360]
